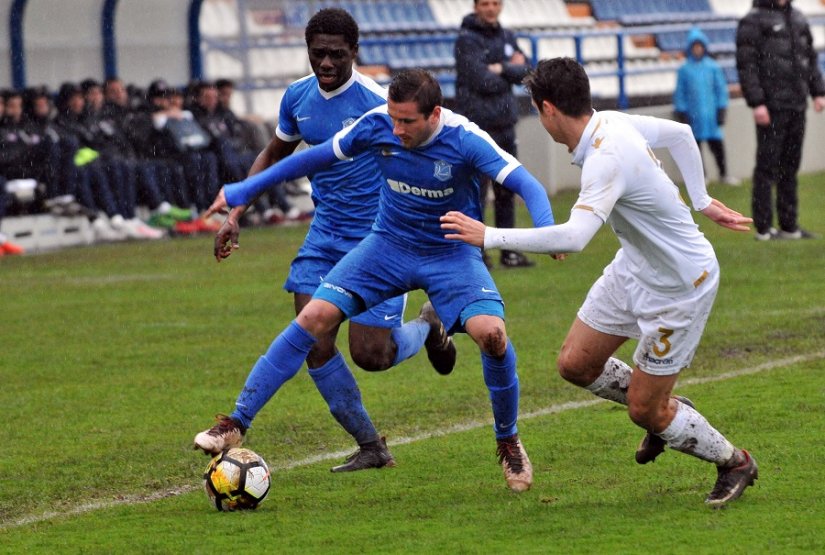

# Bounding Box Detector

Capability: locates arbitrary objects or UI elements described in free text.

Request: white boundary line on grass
[4,350,823,531]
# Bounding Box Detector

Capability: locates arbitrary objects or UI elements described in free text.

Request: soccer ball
[203,448,271,511]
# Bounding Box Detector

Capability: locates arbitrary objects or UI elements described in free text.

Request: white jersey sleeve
[618,113,712,211]
[483,209,603,253]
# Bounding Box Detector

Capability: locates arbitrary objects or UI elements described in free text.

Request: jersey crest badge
[433,160,452,182]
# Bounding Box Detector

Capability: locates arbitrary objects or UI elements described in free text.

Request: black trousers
[752,109,806,234]
[698,138,727,178]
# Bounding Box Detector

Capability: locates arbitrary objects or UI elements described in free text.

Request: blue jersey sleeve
[333,109,382,159]
[224,139,338,207]
[501,166,555,227]
[276,86,301,140]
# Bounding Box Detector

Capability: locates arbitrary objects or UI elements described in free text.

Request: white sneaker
[722,176,741,186]
[92,217,127,242]
[775,229,802,240]
[123,218,166,240]
[754,227,777,241]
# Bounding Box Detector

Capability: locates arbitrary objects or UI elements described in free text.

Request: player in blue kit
[195,68,555,491]
[194,9,455,473]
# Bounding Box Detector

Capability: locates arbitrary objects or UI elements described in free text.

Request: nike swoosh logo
[384,314,400,321]
[481,287,496,293]
[296,116,311,122]
[497,419,516,430]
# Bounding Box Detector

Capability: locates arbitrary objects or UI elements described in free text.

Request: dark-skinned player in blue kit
[196,68,555,491]
[193,9,455,473]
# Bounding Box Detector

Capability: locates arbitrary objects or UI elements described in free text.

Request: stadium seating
[194,0,825,117]
[655,25,737,56]
[589,0,725,26]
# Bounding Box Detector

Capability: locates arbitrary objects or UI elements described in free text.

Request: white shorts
[577,258,719,376]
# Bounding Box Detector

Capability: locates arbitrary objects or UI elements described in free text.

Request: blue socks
[232,321,316,429]
[390,319,430,366]
[308,352,378,445]
[482,341,520,439]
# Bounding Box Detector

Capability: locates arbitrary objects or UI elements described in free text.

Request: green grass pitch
[1,175,824,553]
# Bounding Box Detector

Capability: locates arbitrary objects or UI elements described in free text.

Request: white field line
[3,350,823,531]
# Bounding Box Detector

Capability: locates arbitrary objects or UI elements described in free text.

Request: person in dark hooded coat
[736,0,825,240]
[454,0,535,268]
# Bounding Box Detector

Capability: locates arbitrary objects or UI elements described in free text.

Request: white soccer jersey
[573,111,716,294]
[485,110,716,295]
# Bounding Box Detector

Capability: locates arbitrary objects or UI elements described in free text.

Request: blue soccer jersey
[277,71,387,240]
[332,106,523,247]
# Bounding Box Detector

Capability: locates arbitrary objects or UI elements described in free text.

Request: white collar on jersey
[571,109,600,168]
[317,70,358,100]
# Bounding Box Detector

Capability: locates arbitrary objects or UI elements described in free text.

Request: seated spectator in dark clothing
[194,80,304,225]
[81,78,192,229]
[54,82,163,241]
[189,80,256,183]
[0,179,25,256]
[216,78,269,152]
[103,77,193,228]
[130,79,221,224]
[22,85,95,216]
[0,95,25,255]
[0,89,59,199]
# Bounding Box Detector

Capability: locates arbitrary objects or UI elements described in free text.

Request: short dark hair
[524,57,592,117]
[1,89,23,103]
[388,69,442,116]
[305,8,359,49]
[80,78,101,94]
[215,78,234,90]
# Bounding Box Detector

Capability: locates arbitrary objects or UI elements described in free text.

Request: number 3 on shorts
[653,327,674,357]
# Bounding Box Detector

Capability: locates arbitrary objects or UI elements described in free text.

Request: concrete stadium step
[0,215,93,254]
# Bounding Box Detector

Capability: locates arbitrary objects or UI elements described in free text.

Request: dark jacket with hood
[735,0,825,111]
[453,13,531,130]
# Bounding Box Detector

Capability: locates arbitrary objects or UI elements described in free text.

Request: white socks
[585,358,735,466]
[658,401,735,465]
[584,357,632,405]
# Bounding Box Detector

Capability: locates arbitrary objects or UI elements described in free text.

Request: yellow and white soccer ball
[203,448,271,511]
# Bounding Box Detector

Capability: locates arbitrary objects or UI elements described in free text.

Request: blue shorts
[284,227,406,328]
[312,232,504,334]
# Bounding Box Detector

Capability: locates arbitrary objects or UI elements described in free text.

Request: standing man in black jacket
[736,0,825,241]
[454,0,535,268]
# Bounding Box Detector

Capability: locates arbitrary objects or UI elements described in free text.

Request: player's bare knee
[556,354,595,387]
[477,327,507,357]
[297,300,343,337]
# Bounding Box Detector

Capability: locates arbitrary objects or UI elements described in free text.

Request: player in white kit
[441,57,758,507]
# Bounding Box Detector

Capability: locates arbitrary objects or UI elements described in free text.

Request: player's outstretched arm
[441,210,486,246]
[700,198,753,232]
[442,209,601,254]
[209,138,339,212]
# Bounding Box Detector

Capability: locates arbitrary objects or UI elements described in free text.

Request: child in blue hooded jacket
[674,27,740,186]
